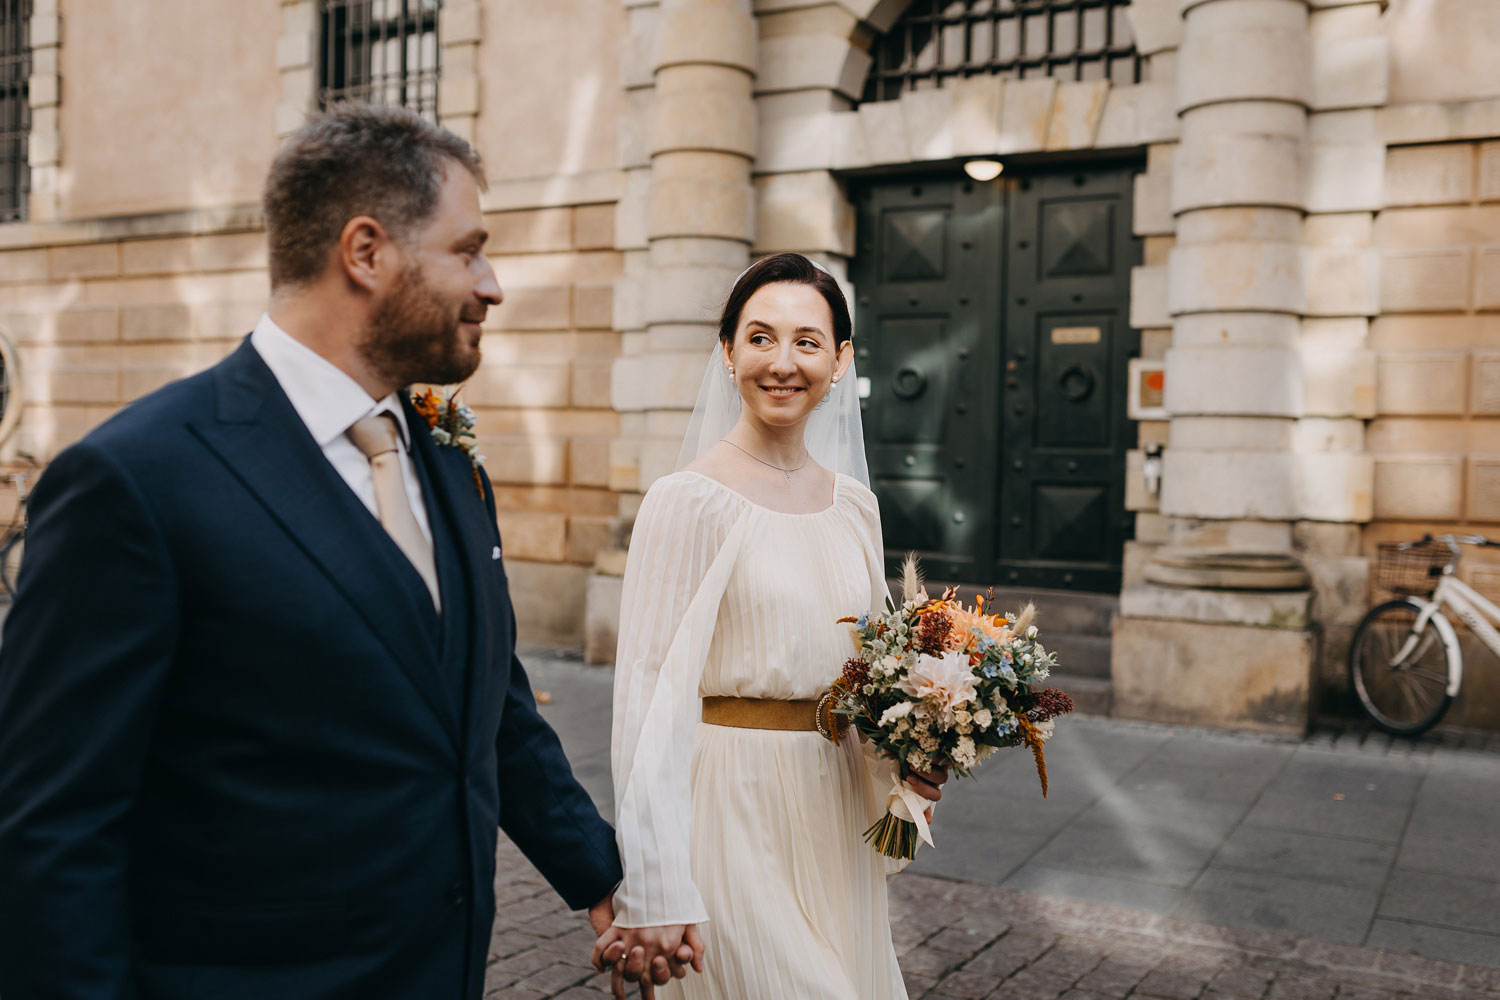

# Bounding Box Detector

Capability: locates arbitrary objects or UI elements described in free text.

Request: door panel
[852,177,1002,583]
[1000,167,1140,591]
[851,161,1141,592]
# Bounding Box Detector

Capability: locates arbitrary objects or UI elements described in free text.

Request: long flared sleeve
[843,478,915,874]
[610,474,750,927]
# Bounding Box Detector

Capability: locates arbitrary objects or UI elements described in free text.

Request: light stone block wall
[61,0,281,220]
[1,0,634,646]
[1366,139,1500,616]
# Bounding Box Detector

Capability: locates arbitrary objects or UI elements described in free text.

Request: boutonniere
[411,386,486,497]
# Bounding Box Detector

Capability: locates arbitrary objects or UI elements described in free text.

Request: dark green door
[850,176,1003,584]
[851,161,1141,591]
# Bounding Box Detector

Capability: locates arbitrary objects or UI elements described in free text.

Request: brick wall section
[0,230,261,464]
[0,200,622,644]
[1368,140,1500,557]
[1362,140,1500,728]
[461,202,624,644]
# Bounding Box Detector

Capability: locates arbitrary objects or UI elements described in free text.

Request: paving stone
[1210,825,1396,890]
[1136,966,1215,998]
[1266,972,1340,1000]
[935,967,1006,999]
[1365,917,1500,968]
[501,653,1500,998]
[1176,868,1380,945]
[1377,869,1500,936]
[1210,963,1277,996]
[1004,863,1187,912]
[904,971,939,996]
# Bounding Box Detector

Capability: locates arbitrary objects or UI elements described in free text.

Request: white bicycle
[1349,533,1500,736]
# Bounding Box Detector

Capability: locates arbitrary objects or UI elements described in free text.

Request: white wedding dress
[611,470,908,1000]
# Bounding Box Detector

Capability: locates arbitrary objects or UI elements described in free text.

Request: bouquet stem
[863,813,920,860]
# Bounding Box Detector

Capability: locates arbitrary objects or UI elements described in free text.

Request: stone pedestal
[1112,616,1315,734]
[1110,0,1335,732]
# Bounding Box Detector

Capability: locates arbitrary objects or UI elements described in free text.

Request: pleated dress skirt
[661,721,908,1000]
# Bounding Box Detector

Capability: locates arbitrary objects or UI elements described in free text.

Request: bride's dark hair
[717,253,853,348]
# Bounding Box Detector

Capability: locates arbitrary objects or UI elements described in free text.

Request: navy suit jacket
[0,338,622,999]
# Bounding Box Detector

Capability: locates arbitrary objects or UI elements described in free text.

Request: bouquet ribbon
[884,772,935,848]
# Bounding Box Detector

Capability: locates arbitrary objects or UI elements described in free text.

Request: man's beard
[356,262,483,389]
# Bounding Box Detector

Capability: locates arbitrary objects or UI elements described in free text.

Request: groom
[0,104,625,999]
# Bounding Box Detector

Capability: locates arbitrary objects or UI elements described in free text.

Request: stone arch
[752,0,1177,272]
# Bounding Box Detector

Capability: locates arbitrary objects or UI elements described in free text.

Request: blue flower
[856,613,870,628]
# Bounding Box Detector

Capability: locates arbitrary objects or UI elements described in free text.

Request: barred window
[319,0,442,120]
[0,0,31,223]
[863,0,1144,104]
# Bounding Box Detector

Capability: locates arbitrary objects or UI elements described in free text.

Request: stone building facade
[1,0,1497,730]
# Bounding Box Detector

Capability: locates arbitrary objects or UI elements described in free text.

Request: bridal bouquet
[823,557,1074,860]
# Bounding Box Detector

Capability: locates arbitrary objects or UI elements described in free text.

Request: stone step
[1044,632,1113,680]
[1045,672,1113,718]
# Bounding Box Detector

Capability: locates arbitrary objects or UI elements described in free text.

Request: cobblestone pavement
[484,836,1500,1000]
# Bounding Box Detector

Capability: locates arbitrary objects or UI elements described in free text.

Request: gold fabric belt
[701,696,821,732]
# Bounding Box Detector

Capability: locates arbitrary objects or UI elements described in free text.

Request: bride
[595,253,947,999]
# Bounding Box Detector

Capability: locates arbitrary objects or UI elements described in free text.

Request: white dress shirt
[250,313,433,545]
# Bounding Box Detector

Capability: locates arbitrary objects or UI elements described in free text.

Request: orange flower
[945,604,1014,661]
[411,387,442,429]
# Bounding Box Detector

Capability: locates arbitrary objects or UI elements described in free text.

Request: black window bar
[863,0,1144,104]
[319,0,442,120]
[0,0,31,223]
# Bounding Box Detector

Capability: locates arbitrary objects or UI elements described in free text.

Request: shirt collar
[250,313,413,451]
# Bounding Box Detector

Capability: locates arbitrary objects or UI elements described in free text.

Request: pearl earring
[727,365,735,379]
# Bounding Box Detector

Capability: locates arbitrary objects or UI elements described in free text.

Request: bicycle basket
[1373,540,1451,598]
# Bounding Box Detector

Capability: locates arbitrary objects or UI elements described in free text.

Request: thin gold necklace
[723,439,808,483]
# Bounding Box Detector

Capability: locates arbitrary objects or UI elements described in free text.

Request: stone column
[588,0,755,663]
[609,0,755,494]
[1112,0,1340,734]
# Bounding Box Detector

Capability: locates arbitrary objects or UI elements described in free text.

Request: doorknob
[1059,365,1095,402]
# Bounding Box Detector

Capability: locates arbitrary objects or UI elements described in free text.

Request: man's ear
[338,215,392,293]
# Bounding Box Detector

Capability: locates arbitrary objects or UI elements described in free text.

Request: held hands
[588,899,703,1000]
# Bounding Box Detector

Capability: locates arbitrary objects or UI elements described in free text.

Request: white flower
[1027,625,1038,639]
[954,737,978,770]
[973,708,993,730]
[1036,719,1056,741]
[954,709,971,726]
[897,651,980,727]
[878,701,915,727]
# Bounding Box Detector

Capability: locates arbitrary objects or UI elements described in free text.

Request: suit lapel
[405,399,500,744]
[187,340,460,741]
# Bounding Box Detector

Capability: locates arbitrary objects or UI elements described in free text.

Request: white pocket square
[491,546,502,560]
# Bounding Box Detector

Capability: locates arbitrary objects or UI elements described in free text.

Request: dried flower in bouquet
[829,556,1074,860]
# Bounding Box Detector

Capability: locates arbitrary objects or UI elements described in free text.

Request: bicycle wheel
[1348,598,1455,736]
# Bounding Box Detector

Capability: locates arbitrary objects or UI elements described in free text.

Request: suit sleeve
[0,442,179,1000]
[481,476,622,912]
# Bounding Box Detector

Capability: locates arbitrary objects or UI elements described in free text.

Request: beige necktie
[347,413,441,611]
